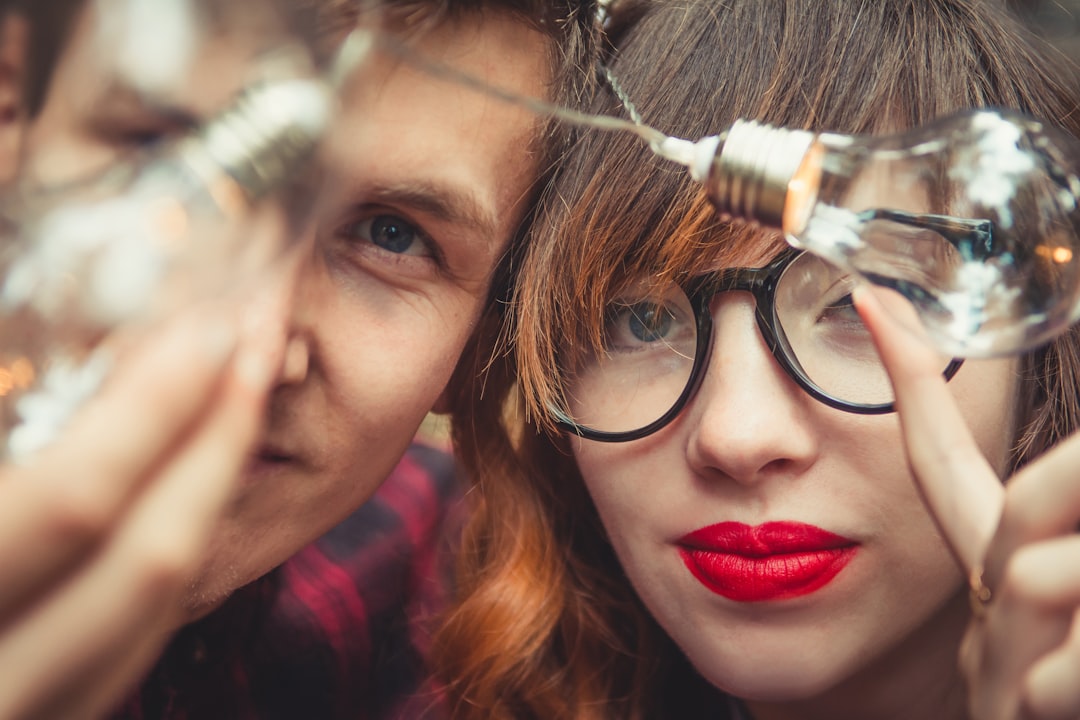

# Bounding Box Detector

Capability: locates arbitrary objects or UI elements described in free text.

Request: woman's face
[570,237,1019,707]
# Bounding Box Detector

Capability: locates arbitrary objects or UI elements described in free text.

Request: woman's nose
[684,295,820,486]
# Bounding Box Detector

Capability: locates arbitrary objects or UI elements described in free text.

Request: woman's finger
[1021,606,1080,720]
[960,535,1080,720]
[854,284,1004,572]
[983,431,1080,586]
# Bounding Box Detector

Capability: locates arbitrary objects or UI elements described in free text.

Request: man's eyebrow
[363,181,501,244]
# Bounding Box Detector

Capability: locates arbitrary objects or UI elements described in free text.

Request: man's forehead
[303,13,552,295]
[328,12,550,225]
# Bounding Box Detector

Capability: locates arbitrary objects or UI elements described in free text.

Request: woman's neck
[740,591,970,720]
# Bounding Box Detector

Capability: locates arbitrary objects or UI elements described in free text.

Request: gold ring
[969,564,993,620]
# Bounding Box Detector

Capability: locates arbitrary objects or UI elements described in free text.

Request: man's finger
[0,324,277,720]
[0,307,239,621]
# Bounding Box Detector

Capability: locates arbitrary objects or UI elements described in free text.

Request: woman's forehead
[664,225,788,276]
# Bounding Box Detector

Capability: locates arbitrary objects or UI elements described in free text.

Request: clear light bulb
[657,109,1080,358]
[0,36,332,462]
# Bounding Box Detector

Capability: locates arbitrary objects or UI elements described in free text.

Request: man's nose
[277,333,309,385]
[683,294,820,486]
[258,231,309,388]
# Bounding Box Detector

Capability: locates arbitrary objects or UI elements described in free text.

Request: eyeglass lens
[557,252,955,436]
[562,281,698,435]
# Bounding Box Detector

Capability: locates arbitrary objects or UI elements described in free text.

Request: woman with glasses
[432,0,1080,718]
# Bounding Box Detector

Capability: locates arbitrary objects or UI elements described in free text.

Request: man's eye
[92,122,173,150]
[118,129,167,148]
[340,214,432,257]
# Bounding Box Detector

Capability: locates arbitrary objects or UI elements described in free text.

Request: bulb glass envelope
[602,55,1080,360]
[776,109,1080,358]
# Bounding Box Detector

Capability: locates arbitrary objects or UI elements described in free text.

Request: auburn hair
[435,1,1080,717]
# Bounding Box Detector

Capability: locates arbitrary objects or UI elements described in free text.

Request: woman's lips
[677,521,858,602]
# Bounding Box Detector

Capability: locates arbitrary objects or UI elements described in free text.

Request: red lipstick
[678,521,857,602]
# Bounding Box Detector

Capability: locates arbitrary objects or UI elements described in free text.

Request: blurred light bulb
[0,43,331,462]
[657,109,1080,358]
[97,0,199,95]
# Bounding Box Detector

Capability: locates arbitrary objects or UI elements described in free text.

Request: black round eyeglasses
[552,248,963,442]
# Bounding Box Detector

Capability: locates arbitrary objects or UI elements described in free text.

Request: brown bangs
[518,141,796,427]
[514,111,710,429]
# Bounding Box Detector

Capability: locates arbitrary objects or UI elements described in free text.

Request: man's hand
[0,300,282,720]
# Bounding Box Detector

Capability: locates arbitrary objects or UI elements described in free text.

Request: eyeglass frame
[554,246,965,443]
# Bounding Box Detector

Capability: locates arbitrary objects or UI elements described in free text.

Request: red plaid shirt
[109,442,457,720]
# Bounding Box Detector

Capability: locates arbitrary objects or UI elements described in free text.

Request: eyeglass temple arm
[859,208,995,262]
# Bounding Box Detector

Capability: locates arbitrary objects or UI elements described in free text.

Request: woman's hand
[856,286,1080,720]
[0,299,283,720]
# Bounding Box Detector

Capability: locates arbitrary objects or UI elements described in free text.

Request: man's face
[187,13,551,611]
[16,3,552,614]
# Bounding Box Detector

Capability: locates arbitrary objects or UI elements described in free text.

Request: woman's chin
[688,649,847,704]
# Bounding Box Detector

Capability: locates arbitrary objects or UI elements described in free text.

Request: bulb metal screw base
[181,46,332,205]
[707,119,815,230]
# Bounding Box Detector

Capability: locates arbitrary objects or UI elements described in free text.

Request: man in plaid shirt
[111,441,459,720]
[0,0,599,716]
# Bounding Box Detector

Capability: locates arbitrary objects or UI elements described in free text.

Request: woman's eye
[814,292,871,339]
[627,304,674,342]
[809,271,862,327]
[340,214,432,257]
[819,293,857,320]
[605,301,685,351]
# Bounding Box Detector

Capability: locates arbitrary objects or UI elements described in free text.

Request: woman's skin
[857,285,1080,720]
[570,224,1019,719]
